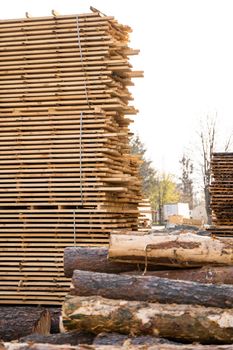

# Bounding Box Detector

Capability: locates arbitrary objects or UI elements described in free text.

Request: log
[123,266,233,284]
[93,332,179,345]
[2,343,233,350]
[62,295,233,344]
[109,233,233,267]
[64,247,144,277]
[2,344,233,350]
[70,270,233,308]
[47,307,61,334]
[0,306,51,341]
[18,331,94,345]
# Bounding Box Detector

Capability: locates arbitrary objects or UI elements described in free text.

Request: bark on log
[70,270,233,308]
[93,332,179,345]
[47,307,61,334]
[0,306,51,341]
[2,343,233,350]
[18,331,94,345]
[109,233,233,267]
[62,295,233,344]
[64,247,145,277]
[123,266,233,284]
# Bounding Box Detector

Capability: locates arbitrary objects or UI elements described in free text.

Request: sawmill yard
[0,5,233,350]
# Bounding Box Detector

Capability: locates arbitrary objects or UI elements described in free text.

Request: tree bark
[109,233,233,267]
[123,266,233,284]
[47,307,61,334]
[93,332,179,346]
[71,270,233,308]
[64,247,144,277]
[18,331,94,345]
[62,295,233,344]
[0,306,51,341]
[2,344,233,350]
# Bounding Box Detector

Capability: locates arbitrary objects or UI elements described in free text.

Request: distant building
[163,203,190,221]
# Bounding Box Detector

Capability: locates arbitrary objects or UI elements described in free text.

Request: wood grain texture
[109,233,233,267]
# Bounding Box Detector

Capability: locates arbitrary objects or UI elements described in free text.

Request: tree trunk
[109,233,233,267]
[0,306,51,341]
[2,344,233,350]
[62,295,233,344]
[205,185,212,225]
[123,266,233,284]
[71,270,233,308]
[64,247,141,277]
[18,331,94,345]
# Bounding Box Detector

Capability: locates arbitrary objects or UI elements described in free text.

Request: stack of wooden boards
[209,152,233,236]
[60,232,233,346]
[0,10,143,304]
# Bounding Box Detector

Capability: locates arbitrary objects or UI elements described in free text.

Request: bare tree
[179,154,194,209]
[199,116,216,225]
[224,132,233,151]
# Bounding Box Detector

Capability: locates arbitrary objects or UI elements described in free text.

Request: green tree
[131,136,180,223]
[150,173,180,223]
[130,135,157,196]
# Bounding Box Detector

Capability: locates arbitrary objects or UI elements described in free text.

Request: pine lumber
[0,9,145,304]
[209,152,233,235]
[0,306,51,341]
[62,295,233,343]
[70,270,233,308]
[108,233,233,267]
[123,266,233,284]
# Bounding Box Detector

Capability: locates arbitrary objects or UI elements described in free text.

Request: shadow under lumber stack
[0,10,143,304]
[209,152,233,236]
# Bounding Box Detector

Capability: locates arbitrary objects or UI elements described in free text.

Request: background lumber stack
[209,152,233,236]
[0,11,144,304]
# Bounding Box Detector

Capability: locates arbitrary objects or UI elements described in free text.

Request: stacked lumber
[138,198,152,229]
[209,152,233,236]
[61,233,233,346]
[0,10,144,304]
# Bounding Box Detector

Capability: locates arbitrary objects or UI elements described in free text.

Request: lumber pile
[61,233,233,346]
[209,152,233,236]
[0,10,144,304]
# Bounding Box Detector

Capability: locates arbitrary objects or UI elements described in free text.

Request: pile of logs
[60,232,233,346]
[0,9,145,304]
[209,152,233,236]
[0,306,60,341]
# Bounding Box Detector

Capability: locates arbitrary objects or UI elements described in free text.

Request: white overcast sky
[1,0,233,177]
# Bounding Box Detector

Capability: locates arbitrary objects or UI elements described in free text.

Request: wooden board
[0,10,145,304]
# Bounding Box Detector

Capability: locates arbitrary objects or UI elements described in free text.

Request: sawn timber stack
[209,152,233,236]
[0,10,143,304]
